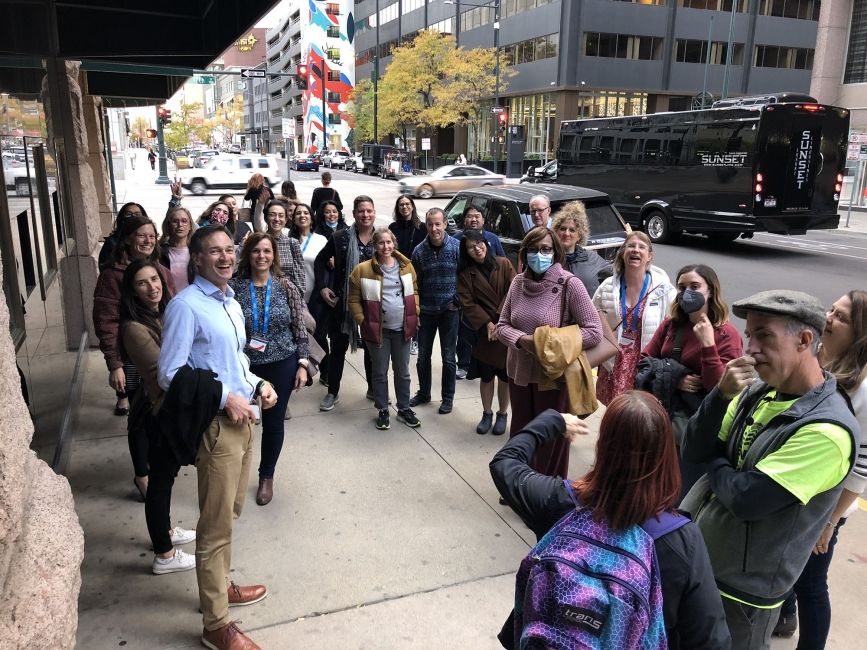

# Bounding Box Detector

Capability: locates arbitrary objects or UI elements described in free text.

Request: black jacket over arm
[490,409,730,650]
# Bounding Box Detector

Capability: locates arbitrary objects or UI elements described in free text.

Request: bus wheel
[644,211,673,244]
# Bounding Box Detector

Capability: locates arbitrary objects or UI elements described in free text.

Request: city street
[66,151,867,648]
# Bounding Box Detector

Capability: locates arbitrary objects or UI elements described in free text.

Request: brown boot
[201,621,261,650]
[255,479,273,506]
[228,581,268,607]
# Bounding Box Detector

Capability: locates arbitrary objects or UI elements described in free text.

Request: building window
[327,47,341,61]
[325,3,340,16]
[327,25,340,39]
[758,0,821,20]
[845,0,867,83]
[327,113,341,125]
[430,18,454,34]
[327,91,341,103]
[460,5,496,32]
[402,0,425,14]
[679,0,749,10]
[577,90,648,118]
[675,39,744,64]
[328,70,341,82]
[754,45,814,69]
[584,32,663,60]
[501,34,559,66]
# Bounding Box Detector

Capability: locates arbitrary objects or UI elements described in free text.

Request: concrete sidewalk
[69,339,867,649]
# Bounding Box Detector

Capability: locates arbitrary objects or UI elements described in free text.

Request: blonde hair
[551,201,590,247]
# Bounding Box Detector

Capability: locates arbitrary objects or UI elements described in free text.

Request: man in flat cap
[680,290,858,649]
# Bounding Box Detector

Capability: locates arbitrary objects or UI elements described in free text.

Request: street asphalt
[67,150,867,648]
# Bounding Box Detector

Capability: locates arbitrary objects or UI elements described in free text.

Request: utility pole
[493,0,501,173]
[374,0,380,143]
[321,55,327,151]
[155,105,170,184]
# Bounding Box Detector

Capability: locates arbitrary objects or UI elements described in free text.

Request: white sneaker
[410,340,419,355]
[152,548,195,574]
[169,526,196,545]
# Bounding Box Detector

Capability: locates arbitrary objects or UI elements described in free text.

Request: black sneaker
[772,613,797,639]
[409,393,431,407]
[375,408,390,430]
[438,400,453,414]
[397,408,421,428]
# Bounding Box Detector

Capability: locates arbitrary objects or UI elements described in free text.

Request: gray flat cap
[732,290,826,332]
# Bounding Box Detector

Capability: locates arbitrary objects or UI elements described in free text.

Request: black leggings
[144,439,181,555]
[327,318,372,396]
[127,387,150,477]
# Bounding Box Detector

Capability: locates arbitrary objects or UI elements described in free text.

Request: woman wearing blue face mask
[637,263,743,494]
[496,226,603,479]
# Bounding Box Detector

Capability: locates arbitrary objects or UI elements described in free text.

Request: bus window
[598,136,615,162]
[642,139,661,163]
[578,135,595,162]
[559,134,577,163]
[618,137,637,162]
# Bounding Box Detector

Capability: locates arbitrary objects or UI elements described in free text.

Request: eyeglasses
[527,246,554,255]
[529,207,550,214]
[466,242,486,252]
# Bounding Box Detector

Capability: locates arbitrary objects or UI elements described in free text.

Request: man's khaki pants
[195,416,253,631]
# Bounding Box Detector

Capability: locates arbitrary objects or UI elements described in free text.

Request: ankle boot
[492,412,508,435]
[476,411,493,434]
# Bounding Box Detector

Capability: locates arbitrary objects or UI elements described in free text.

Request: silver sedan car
[398,164,506,199]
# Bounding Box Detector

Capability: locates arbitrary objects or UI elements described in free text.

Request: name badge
[248,337,268,353]
[619,333,635,348]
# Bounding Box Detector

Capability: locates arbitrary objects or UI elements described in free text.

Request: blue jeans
[780,518,845,650]
[415,308,459,403]
[251,354,298,479]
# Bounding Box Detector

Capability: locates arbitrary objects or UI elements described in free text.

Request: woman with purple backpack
[491,390,730,649]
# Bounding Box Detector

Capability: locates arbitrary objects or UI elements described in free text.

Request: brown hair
[551,201,590,247]
[825,290,867,393]
[572,391,681,530]
[160,207,195,246]
[518,226,565,269]
[612,231,653,276]
[236,232,283,279]
[247,173,265,190]
[669,264,729,328]
[114,215,161,264]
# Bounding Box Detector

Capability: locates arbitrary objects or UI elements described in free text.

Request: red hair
[571,391,681,530]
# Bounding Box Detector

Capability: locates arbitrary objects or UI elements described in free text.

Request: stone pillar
[80,82,114,237]
[809,0,850,108]
[42,59,102,349]
[0,228,84,646]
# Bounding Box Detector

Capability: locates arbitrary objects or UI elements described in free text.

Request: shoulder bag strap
[671,322,685,362]
[559,277,572,328]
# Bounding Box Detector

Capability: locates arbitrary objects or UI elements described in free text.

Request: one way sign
[240,68,265,78]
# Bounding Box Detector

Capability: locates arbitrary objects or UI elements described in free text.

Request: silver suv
[323,151,350,169]
[179,155,283,195]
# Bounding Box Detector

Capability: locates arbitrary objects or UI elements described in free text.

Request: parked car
[323,151,350,169]
[349,152,364,172]
[227,144,242,154]
[442,183,628,269]
[292,153,320,172]
[398,164,505,199]
[520,159,557,184]
[178,154,283,195]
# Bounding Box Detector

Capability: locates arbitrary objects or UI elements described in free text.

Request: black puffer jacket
[489,409,730,650]
[634,355,702,414]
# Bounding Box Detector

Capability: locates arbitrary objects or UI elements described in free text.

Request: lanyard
[301,233,313,254]
[249,276,272,335]
[620,272,650,333]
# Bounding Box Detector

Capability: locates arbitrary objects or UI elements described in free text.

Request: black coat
[634,355,703,415]
[489,409,731,650]
[151,365,222,466]
[388,219,426,258]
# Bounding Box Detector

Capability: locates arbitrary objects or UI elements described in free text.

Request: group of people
[91,176,865,649]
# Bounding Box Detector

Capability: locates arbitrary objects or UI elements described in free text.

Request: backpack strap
[640,511,690,540]
[562,479,581,508]
[671,322,685,362]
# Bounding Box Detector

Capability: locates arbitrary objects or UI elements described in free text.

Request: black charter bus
[556,97,850,243]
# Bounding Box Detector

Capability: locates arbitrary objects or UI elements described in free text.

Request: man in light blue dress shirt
[158,225,277,650]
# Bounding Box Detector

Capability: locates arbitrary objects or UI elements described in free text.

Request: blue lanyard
[620,273,650,333]
[301,234,312,254]
[249,276,272,335]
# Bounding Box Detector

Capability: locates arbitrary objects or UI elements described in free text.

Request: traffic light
[164,109,172,124]
[497,110,508,134]
[296,64,308,90]
[145,128,157,138]
[157,105,169,125]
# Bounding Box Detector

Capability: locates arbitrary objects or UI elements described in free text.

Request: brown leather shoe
[201,621,261,650]
[255,479,273,506]
[228,581,268,607]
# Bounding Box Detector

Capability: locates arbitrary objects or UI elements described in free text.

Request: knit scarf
[341,224,363,351]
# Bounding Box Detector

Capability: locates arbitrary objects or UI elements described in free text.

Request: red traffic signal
[497,111,508,125]
[297,64,308,89]
[145,128,157,138]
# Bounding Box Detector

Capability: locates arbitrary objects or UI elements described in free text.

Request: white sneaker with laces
[152,548,196,575]
[170,526,196,545]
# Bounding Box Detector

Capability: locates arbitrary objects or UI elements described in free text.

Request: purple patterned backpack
[513,482,688,649]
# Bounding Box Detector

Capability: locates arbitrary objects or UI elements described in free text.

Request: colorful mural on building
[302,0,354,153]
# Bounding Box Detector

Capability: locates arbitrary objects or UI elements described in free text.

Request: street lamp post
[447,0,500,169]
[320,52,328,152]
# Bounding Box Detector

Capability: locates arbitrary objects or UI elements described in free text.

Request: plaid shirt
[273,234,306,297]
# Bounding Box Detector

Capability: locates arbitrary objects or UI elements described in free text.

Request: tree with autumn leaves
[346,30,512,158]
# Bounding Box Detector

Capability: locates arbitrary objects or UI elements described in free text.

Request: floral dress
[596,302,643,405]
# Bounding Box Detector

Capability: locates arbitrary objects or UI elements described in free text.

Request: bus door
[756,104,847,215]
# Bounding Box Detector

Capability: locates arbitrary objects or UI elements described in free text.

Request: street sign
[240,68,265,78]
[860,144,867,162]
[193,75,215,84]
[421,138,431,151]
[491,106,505,113]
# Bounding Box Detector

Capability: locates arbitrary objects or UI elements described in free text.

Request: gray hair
[529,194,550,208]
[781,317,822,355]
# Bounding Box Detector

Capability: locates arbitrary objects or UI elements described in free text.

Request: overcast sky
[255,0,289,29]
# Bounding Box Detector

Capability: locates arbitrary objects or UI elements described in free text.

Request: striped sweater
[411,234,460,314]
